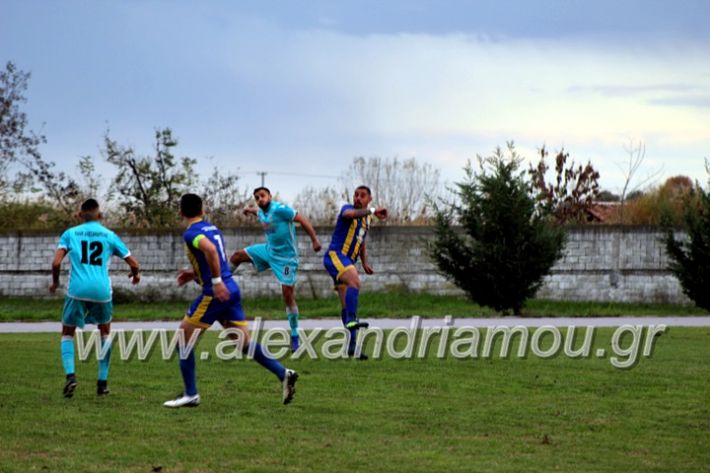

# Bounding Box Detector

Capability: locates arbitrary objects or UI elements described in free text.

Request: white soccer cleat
[163,393,201,408]
[282,369,299,405]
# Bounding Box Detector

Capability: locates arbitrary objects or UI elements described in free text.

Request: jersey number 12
[81,241,103,266]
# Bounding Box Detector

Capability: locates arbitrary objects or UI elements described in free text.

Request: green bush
[664,182,710,311]
[0,200,75,231]
[429,144,565,315]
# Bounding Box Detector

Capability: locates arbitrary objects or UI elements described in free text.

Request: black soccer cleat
[97,380,110,396]
[63,374,78,398]
[282,369,299,405]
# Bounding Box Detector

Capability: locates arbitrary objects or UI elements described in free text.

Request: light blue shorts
[62,296,113,328]
[245,243,298,286]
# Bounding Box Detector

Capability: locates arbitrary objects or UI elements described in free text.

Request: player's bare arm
[294,213,322,252]
[176,268,196,286]
[342,207,388,220]
[124,255,141,285]
[361,242,374,275]
[242,206,258,217]
[49,248,68,294]
[197,237,230,302]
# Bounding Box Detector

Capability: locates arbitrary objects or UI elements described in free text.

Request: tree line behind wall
[1,60,705,231]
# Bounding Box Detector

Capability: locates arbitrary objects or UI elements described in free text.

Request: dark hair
[355,185,371,196]
[180,193,203,218]
[80,199,100,212]
[253,186,271,196]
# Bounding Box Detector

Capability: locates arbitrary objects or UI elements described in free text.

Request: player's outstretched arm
[197,237,231,302]
[49,249,68,294]
[342,208,371,219]
[360,242,374,275]
[294,213,322,252]
[124,255,141,285]
[342,207,388,220]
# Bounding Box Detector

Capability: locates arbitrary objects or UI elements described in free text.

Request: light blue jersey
[57,221,131,303]
[257,201,298,262]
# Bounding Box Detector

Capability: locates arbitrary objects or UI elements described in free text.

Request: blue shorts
[323,250,356,289]
[245,243,298,287]
[62,296,112,328]
[184,280,248,329]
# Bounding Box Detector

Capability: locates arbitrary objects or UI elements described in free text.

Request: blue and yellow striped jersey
[327,204,372,261]
[183,220,234,293]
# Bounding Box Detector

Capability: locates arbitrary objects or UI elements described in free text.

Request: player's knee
[230,250,248,265]
[98,323,111,337]
[62,325,76,337]
[348,278,361,290]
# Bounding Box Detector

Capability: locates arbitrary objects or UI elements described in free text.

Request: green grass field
[0,293,706,322]
[0,328,708,472]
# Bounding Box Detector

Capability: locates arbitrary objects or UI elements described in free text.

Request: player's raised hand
[374,207,388,220]
[362,262,374,275]
[242,206,258,217]
[213,281,230,302]
[312,239,322,253]
[176,269,195,287]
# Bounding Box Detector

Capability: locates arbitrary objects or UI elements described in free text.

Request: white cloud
[216,24,710,193]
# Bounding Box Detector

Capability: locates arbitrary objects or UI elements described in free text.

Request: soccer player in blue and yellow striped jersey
[323,186,387,358]
[163,193,298,408]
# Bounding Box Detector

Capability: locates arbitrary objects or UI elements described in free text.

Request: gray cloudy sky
[2,0,709,201]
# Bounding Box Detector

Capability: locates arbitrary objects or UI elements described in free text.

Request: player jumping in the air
[229,187,321,352]
[323,186,387,359]
[49,199,141,398]
[164,193,298,408]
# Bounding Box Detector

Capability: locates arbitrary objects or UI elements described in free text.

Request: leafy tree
[1,62,96,222]
[429,143,565,314]
[664,169,710,310]
[624,176,695,226]
[105,128,196,227]
[0,61,47,194]
[529,146,600,224]
[16,153,83,215]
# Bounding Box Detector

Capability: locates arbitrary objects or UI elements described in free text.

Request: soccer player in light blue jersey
[230,187,322,352]
[49,199,141,398]
[323,186,387,359]
[164,193,298,408]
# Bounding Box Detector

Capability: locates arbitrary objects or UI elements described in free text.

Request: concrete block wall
[0,226,691,304]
